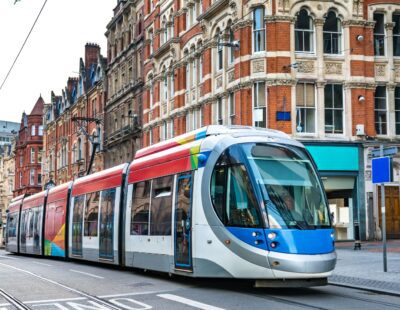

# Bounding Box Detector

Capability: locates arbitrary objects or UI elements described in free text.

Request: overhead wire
[0,0,48,93]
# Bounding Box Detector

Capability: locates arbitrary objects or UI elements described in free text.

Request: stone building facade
[14,97,44,197]
[43,44,107,186]
[104,0,144,168]
[0,143,16,246]
[138,0,400,240]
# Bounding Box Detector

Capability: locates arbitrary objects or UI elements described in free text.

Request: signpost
[371,146,393,272]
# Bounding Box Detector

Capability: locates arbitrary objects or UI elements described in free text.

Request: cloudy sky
[0,0,115,123]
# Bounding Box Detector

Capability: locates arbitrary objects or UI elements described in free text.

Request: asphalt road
[0,249,399,310]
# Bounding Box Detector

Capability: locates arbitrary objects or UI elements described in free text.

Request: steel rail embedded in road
[0,288,31,310]
[0,262,123,310]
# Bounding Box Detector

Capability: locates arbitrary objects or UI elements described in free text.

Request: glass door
[174,173,193,270]
[72,196,84,256]
[99,188,116,259]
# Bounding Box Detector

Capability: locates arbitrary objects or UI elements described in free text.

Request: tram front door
[174,173,193,271]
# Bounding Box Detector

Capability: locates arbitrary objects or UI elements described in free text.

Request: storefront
[304,143,365,241]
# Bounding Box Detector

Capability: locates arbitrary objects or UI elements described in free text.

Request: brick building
[14,97,44,197]
[43,43,106,186]
[104,0,144,168]
[137,0,400,240]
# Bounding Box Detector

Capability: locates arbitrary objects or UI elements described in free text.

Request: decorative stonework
[277,0,289,13]
[352,0,363,18]
[297,61,314,73]
[252,59,265,73]
[395,65,400,79]
[325,62,342,75]
[228,70,235,83]
[375,64,386,77]
[216,76,223,88]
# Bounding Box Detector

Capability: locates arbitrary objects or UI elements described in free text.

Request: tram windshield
[243,143,331,229]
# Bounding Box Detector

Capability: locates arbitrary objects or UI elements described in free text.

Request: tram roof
[22,191,47,210]
[134,126,291,160]
[71,163,128,196]
[8,195,25,213]
[47,181,72,204]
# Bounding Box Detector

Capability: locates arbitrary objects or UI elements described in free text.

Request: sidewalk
[329,240,400,295]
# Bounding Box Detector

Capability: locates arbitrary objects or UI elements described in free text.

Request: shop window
[253,7,265,53]
[374,13,385,56]
[375,86,387,135]
[296,83,316,133]
[324,84,343,134]
[323,11,342,54]
[295,9,314,53]
[253,82,266,128]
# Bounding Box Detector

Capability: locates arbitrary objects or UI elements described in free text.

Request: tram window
[85,191,100,237]
[211,163,261,228]
[150,175,173,235]
[28,210,34,238]
[131,181,151,235]
[7,213,16,237]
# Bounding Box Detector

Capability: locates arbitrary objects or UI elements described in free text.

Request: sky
[0,0,115,123]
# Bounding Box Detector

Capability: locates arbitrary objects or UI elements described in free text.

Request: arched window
[253,7,265,53]
[162,17,167,44]
[374,13,385,56]
[295,9,314,52]
[149,76,154,109]
[217,31,223,70]
[393,13,400,56]
[323,11,342,54]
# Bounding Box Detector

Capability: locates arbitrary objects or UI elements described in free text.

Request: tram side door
[174,173,193,271]
[72,196,84,256]
[99,188,116,260]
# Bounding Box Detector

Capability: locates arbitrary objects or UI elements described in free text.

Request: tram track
[0,288,31,310]
[0,262,123,310]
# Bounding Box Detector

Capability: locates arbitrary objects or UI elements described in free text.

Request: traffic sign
[372,156,392,184]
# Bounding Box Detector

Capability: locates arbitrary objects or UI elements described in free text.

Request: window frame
[295,9,315,53]
[252,7,266,53]
[253,82,266,128]
[375,85,388,135]
[323,11,343,55]
[324,84,344,135]
[296,82,316,134]
[395,87,400,135]
[374,13,386,57]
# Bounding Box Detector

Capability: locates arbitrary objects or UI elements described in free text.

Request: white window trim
[324,84,345,136]
[295,82,317,135]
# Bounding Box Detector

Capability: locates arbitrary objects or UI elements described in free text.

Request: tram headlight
[267,232,277,240]
[270,241,278,248]
[330,233,335,239]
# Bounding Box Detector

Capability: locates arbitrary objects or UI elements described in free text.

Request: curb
[329,281,400,297]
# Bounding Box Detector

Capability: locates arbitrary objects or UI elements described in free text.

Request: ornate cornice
[231,19,252,31]
[265,15,295,23]
[344,82,376,90]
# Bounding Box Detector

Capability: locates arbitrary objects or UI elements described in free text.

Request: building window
[148,30,153,55]
[186,63,190,90]
[162,121,167,141]
[30,169,35,186]
[229,92,235,125]
[323,11,342,54]
[253,82,266,128]
[228,28,235,64]
[198,55,203,84]
[374,13,385,56]
[38,125,43,136]
[149,79,153,109]
[217,98,223,125]
[375,86,387,135]
[396,87,400,135]
[393,14,400,57]
[296,83,316,133]
[78,138,82,160]
[38,147,42,163]
[30,147,35,164]
[253,7,265,53]
[38,173,42,185]
[192,58,197,86]
[295,9,314,53]
[19,172,22,187]
[324,84,343,134]
[31,125,36,136]
[169,120,174,138]
[149,129,153,145]
[217,34,223,71]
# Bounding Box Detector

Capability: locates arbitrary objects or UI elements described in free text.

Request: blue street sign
[372,157,392,184]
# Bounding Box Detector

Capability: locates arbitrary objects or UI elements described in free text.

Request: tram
[5,126,336,286]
